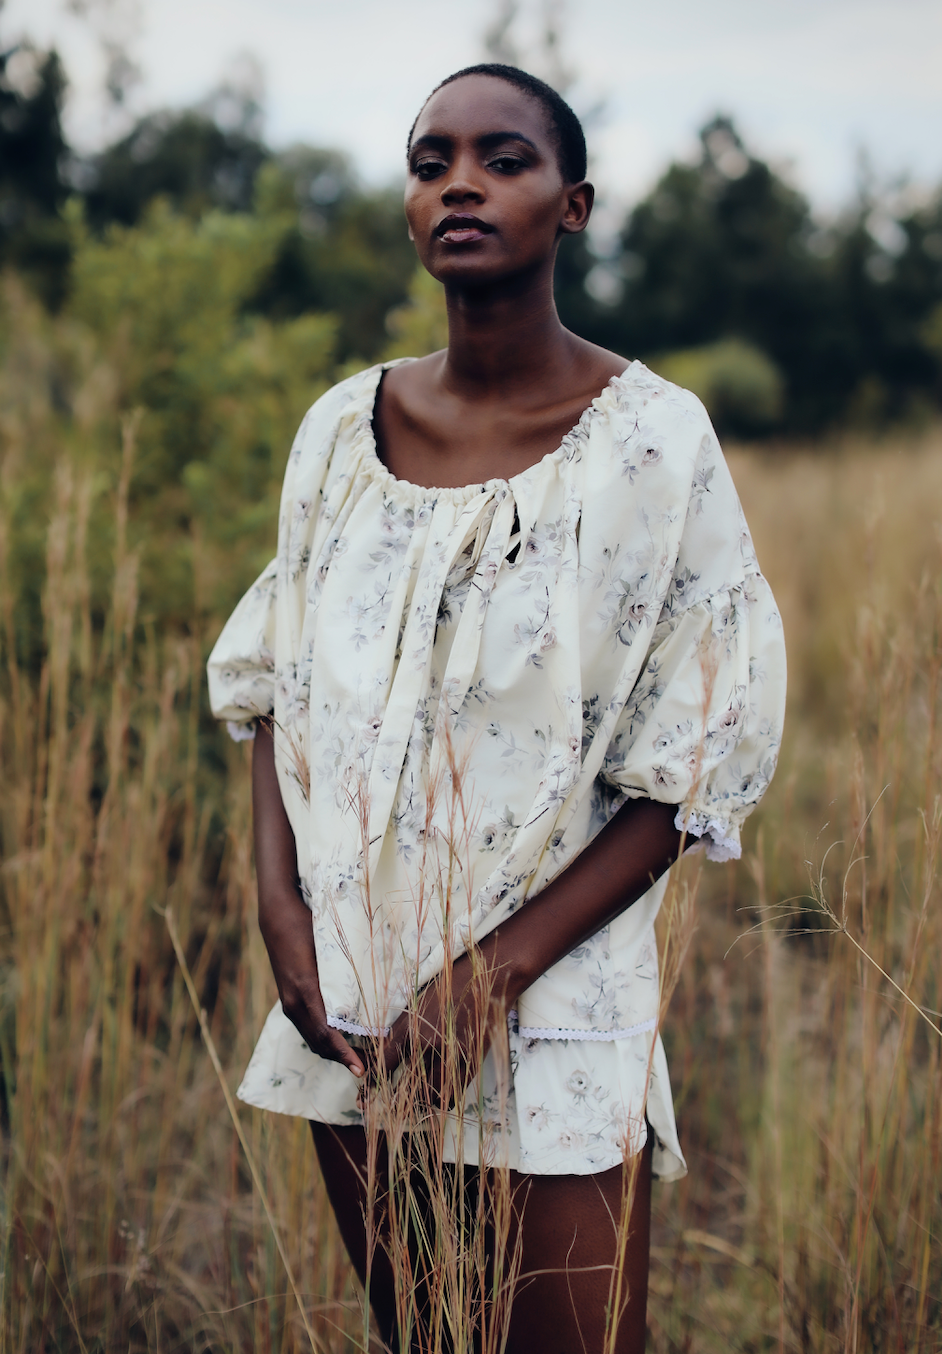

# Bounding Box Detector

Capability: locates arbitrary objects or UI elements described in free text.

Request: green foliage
[828,188,942,421]
[0,47,66,216]
[0,202,338,667]
[2,24,942,457]
[552,230,599,343]
[72,202,337,619]
[924,299,942,362]
[590,118,942,432]
[249,158,417,361]
[594,118,836,428]
[651,338,784,435]
[78,108,418,363]
[82,108,270,228]
[383,266,449,360]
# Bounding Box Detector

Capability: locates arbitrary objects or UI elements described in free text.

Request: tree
[824,186,942,422]
[79,112,417,363]
[248,156,418,362]
[0,45,71,306]
[594,117,840,428]
[81,108,270,229]
[595,118,942,430]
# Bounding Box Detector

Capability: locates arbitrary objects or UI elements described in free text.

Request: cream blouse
[208,359,785,1178]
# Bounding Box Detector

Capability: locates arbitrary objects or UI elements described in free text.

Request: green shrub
[651,337,785,434]
[0,201,338,660]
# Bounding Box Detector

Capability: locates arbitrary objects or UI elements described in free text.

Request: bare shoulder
[381,352,444,404]
[570,335,634,388]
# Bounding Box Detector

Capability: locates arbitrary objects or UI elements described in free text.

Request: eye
[413,158,446,180]
[489,155,527,174]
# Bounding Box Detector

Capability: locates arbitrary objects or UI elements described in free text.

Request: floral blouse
[208,359,785,1179]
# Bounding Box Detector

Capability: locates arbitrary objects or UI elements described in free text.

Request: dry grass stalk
[0,417,357,1350]
[647,433,942,1351]
[353,713,524,1354]
[2,404,941,1349]
[163,906,325,1354]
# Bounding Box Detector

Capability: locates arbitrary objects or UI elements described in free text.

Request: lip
[435,213,494,244]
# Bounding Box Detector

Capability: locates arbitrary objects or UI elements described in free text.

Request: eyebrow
[410,130,540,157]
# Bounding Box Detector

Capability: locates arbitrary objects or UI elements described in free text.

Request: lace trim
[326,1012,658,1043]
[327,1013,391,1038]
[226,720,257,743]
[509,1012,657,1042]
[675,807,741,863]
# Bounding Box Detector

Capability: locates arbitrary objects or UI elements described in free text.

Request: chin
[425,257,505,287]
[430,244,534,275]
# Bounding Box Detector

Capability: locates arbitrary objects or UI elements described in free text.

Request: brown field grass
[1,422,940,1351]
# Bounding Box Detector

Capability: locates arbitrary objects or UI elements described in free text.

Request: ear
[408,225,415,242]
[559,181,594,237]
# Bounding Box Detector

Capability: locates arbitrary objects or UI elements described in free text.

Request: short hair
[407,63,587,184]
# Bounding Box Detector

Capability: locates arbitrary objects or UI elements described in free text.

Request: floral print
[208,359,786,1179]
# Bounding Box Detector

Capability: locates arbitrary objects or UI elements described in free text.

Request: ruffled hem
[674,806,742,862]
[235,1002,687,1179]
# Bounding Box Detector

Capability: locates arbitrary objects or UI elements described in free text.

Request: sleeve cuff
[226,720,257,743]
[674,807,741,863]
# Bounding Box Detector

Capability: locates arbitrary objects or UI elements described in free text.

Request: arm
[474,796,681,999]
[252,720,365,1078]
[378,796,683,1095]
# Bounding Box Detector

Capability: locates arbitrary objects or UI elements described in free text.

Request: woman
[209,64,786,1352]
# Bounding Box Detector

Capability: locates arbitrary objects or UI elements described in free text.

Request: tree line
[2,39,941,436]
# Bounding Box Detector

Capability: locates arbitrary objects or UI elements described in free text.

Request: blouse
[207,358,785,1178]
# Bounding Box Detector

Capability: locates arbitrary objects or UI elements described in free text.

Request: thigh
[310,1122,400,1348]
[505,1136,652,1354]
[310,1123,476,1353]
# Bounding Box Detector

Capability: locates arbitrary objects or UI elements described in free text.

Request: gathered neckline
[353,358,640,505]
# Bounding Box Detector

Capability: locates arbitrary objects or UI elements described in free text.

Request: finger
[358,1032,399,1087]
[320,1026,365,1078]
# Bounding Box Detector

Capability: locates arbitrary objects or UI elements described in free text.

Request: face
[404,75,592,289]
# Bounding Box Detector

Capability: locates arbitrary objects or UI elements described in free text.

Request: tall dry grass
[647,432,942,1352]
[1,420,940,1351]
[0,425,360,1351]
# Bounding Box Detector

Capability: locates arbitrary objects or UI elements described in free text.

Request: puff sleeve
[600,576,784,860]
[597,408,786,862]
[206,376,349,741]
[206,557,278,741]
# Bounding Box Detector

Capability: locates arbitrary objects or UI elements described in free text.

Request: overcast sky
[4,0,940,222]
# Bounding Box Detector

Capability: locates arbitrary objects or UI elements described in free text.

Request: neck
[439,258,579,398]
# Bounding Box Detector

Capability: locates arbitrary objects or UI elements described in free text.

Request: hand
[368,947,511,1110]
[260,886,366,1078]
[252,719,363,1078]
[362,798,683,1107]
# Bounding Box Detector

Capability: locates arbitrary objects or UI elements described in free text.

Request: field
[1,386,940,1348]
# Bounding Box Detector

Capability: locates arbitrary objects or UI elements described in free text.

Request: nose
[441,155,485,206]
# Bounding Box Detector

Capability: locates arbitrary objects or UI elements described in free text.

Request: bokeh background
[0,1,940,1350]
